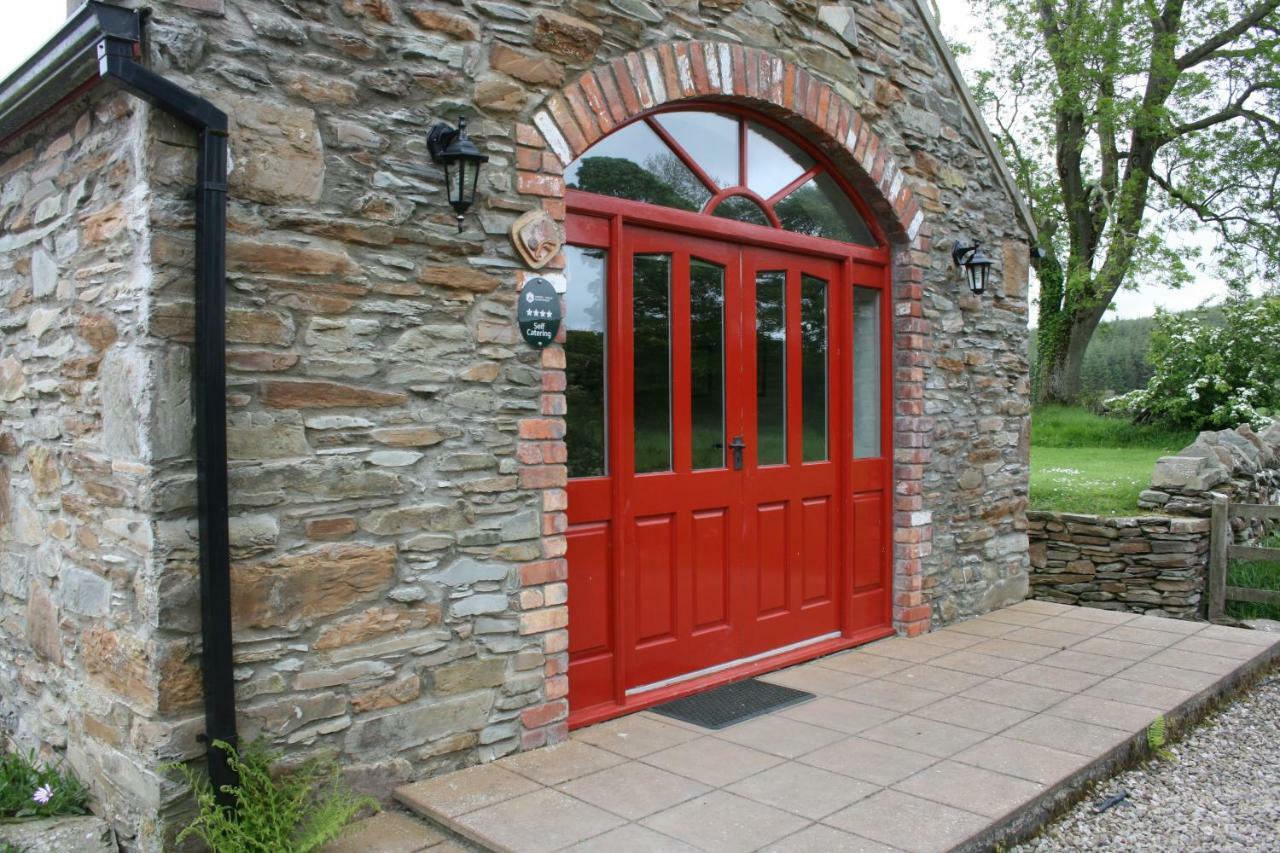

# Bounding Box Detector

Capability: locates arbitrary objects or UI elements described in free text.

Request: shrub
[1106,296,1280,430]
[0,740,88,821]
[169,740,375,853]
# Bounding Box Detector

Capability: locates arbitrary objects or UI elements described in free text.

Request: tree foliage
[1106,295,1280,428]
[970,0,1280,404]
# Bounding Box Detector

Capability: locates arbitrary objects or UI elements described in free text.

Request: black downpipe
[96,37,239,806]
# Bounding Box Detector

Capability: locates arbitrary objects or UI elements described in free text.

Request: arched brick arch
[522,41,927,248]
[510,43,937,700]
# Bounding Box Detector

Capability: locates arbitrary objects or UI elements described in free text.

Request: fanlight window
[565,109,876,247]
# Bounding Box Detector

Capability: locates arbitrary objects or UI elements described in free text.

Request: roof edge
[906,0,1038,241]
[0,2,141,149]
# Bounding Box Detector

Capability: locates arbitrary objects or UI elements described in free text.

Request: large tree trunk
[1035,300,1109,405]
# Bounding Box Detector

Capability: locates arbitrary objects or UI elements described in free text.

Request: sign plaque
[517,277,562,349]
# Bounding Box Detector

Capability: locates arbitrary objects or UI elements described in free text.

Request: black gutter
[0,3,238,806]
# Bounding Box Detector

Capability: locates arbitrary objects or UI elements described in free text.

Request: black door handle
[730,436,746,471]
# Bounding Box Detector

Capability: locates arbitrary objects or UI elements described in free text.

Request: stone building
[0,0,1033,846]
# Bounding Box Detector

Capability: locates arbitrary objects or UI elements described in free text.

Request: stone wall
[0,0,1033,847]
[1027,513,1211,617]
[1141,422,1280,537]
[1029,422,1280,617]
[0,87,195,847]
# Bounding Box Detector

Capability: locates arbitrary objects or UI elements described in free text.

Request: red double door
[566,221,891,724]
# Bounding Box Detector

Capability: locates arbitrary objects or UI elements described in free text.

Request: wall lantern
[427,117,489,232]
[951,240,994,295]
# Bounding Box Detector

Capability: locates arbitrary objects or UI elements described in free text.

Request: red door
[564,209,892,725]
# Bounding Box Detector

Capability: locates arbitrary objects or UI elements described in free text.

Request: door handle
[730,436,746,471]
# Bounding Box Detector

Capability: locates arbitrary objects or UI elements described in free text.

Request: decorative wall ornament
[511,209,564,269]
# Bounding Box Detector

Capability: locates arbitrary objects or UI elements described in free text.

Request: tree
[969,0,1280,404]
[1107,295,1280,428]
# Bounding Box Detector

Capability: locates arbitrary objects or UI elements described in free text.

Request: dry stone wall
[0,0,1032,847]
[1029,422,1280,616]
[1028,513,1211,617]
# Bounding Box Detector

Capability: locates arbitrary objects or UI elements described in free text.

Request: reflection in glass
[634,255,672,473]
[746,122,814,200]
[854,287,882,459]
[776,173,876,246]
[690,259,725,470]
[566,121,711,212]
[653,112,740,189]
[564,246,607,478]
[801,275,828,462]
[711,195,771,227]
[756,271,787,466]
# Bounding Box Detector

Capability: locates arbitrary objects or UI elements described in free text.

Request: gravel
[1016,668,1280,853]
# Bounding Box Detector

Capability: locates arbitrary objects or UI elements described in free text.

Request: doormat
[649,678,814,730]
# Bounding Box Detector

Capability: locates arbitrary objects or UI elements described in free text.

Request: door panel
[740,248,844,657]
[624,228,744,688]
[565,210,889,721]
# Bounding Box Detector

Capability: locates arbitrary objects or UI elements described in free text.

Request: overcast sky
[0,1,1242,322]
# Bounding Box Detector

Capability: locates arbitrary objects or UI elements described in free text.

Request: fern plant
[1146,715,1176,761]
[169,740,375,852]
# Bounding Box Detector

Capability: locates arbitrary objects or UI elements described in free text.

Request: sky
[0,2,1247,322]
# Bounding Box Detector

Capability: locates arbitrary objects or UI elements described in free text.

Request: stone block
[1151,454,1230,492]
[209,91,324,205]
[227,411,311,459]
[26,582,61,664]
[61,566,111,617]
[434,557,510,586]
[360,503,470,535]
[0,816,115,853]
[430,656,507,695]
[313,604,441,650]
[345,691,493,753]
[231,545,396,629]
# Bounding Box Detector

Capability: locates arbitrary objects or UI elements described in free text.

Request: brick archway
[525,42,927,249]
[511,48,937,734]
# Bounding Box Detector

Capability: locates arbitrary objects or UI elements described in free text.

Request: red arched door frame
[563,103,895,728]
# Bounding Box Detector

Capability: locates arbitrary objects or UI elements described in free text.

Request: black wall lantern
[428,117,489,232]
[951,240,994,295]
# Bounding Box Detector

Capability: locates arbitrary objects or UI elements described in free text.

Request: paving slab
[394,606,1280,852]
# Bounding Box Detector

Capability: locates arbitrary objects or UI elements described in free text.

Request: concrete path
[345,601,1279,852]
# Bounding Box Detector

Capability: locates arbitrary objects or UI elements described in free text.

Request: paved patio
[380,601,1279,853]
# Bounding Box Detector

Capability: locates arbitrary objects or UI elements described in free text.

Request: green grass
[1226,533,1280,621]
[1032,405,1197,450]
[0,742,88,820]
[1029,406,1198,515]
[1030,446,1173,515]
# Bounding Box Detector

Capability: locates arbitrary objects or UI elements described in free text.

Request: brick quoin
[515,42,942,713]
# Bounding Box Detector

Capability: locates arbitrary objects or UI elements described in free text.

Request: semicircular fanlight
[565,109,880,248]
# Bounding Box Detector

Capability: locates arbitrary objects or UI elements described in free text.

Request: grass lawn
[1227,533,1280,622]
[1030,405,1198,515]
[1030,446,1174,515]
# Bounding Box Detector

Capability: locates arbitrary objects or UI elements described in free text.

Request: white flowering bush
[1105,296,1280,430]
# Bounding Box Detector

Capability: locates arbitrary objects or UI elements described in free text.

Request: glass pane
[746,122,813,200]
[854,287,882,459]
[653,111,740,189]
[564,246,608,478]
[711,195,771,227]
[801,275,828,462]
[634,254,672,473]
[566,120,711,212]
[756,271,787,466]
[775,174,876,246]
[690,259,725,470]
